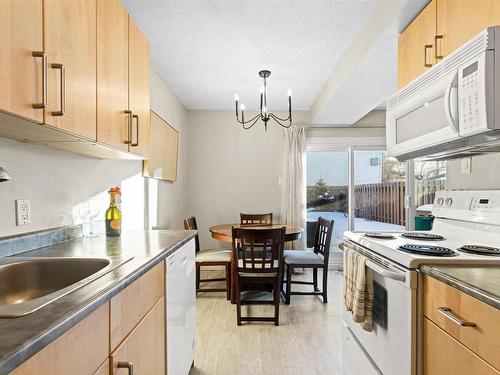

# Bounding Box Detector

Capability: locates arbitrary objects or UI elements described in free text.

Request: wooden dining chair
[232,226,286,326]
[282,217,334,304]
[184,216,232,300]
[240,212,273,225]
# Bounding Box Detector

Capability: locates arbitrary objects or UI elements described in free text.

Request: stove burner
[458,245,500,256]
[364,232,395,239]
[398,244,457,257]
[401,232,444,241]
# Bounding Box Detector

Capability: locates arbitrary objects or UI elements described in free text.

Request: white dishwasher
[166,239,197,375]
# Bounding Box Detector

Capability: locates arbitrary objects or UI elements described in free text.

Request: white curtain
[280,125,306,249]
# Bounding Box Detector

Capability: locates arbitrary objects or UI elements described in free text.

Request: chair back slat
[240,213,273,225]
[314,217,334,263]
[183,216,200,253]
[232,227,285,274]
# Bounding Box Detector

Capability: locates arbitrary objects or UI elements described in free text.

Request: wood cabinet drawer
[12,303,109,375]
[111,297,165,375]
[110,262,164,350]
[423,318,499,375]
[423,275,500,370]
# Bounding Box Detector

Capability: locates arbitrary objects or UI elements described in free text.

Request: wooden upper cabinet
[97,0,129,151]
[398,0,437,88]
[0,0,43,123]
[128,17,151,158]
[44,0,97,140]
[436,0,500,58]
[111,298,165,375]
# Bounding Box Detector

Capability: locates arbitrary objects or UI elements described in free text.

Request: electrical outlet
[15,199,31,226]
[461,157,472,174]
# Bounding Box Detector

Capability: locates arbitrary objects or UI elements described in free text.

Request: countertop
[0,230,197,374]
[420,264,500,309]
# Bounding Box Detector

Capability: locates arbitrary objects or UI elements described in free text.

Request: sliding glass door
[353,150,406,231]
[306,151,349,251]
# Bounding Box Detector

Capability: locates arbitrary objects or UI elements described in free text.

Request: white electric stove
[342,190,500,375]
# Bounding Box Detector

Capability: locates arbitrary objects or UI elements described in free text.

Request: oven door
[342,244,417,375]
[386,69,459,158]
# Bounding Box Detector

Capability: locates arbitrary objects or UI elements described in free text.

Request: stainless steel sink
[0,256,132,317]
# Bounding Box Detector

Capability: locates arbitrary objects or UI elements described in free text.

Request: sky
[306,150,382,186]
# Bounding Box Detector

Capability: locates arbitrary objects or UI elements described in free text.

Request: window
[306,151,349,251]
[353,150,406,231]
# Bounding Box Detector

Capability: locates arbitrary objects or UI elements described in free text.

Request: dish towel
[343,248,374,332]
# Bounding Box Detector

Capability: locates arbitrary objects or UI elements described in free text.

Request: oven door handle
[366,260,406,282]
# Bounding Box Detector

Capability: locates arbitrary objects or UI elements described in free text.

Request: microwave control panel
[459,60,483,134]
[458,53,490,136]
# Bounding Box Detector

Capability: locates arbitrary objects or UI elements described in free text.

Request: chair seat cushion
[196,248,232,262]
[284,250,324,265]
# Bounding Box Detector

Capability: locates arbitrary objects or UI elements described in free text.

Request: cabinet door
[44,0,97,140]
[436,0,500,58]
[0,0,43,123]
[423,318,499,375]
[97,0,129,151]
[398,0,437,88]
[111,298,165,375]
[128,17,150,158]
[12,303,109,375]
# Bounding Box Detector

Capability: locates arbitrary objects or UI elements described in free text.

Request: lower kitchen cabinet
[423,275,500,375]
[11,303,109,375]
[423,318,499,375]
[110,297,165,374]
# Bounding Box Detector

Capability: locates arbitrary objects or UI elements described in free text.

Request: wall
[187,110,309,249]
[446,154,500,190]
[0,137,142,237]
[0,67,187,237]
[148,68,189,230]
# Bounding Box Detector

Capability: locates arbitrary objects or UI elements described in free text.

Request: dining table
[209,223,303,304]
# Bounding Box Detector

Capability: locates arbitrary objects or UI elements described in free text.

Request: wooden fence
[354,179,445,226]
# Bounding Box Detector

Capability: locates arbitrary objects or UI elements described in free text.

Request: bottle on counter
[105,186,121,237]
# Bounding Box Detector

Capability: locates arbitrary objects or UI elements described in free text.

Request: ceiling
[121,0,379,111]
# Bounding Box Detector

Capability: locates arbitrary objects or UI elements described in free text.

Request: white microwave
[386,27,500,161]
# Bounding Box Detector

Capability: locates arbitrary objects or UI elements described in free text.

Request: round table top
[209,224,303,242]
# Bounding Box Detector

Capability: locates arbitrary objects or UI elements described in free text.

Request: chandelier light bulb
[240,104,245,111]
[287,89,292,97]
[234,94,239,101]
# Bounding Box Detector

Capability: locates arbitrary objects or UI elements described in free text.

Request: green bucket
[415,215,434,231]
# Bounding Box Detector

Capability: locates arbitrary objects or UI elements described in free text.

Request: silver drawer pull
[118,361,134,374]
[437,307,476,327]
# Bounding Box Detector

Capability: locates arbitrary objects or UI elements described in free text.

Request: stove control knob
[445,197,453,206]
[437,197,444,206]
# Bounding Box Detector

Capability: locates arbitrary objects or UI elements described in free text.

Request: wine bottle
[105,187,121,237]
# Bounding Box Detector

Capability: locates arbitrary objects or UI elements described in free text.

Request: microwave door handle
[444,72,459,134]
[366,260,406,282]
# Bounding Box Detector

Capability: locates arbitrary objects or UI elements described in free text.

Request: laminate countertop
[420,265,500,310]
[0,230,197,374]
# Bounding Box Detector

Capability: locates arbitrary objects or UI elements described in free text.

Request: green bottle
[105,187,121,237]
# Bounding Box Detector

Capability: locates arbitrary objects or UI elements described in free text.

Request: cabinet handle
[32,51,47,109]
[118,361,134,374]
[435,35,444,60]
[437,307,476,327]
[51,63,65,116]
[124,110,133,144]
[424,45,433,67]
[131,114,139,147]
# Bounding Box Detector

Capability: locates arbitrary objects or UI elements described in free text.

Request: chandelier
[234,70,292,130]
